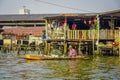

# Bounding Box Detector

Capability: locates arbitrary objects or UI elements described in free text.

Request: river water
[0,52,120,80]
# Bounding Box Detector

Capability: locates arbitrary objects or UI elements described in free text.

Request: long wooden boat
[24,54,90,60]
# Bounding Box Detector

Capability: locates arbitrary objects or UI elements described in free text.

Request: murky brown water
[0,52,120,80]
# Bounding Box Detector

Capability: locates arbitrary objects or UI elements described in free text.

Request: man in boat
[68,45,77,57]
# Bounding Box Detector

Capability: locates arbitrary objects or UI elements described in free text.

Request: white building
[19,6,30,14]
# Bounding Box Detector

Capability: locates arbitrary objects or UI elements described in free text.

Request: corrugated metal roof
[0,13,101,22]
[100,9,120,16]
[0,14,61,21]
[0,9,119,22]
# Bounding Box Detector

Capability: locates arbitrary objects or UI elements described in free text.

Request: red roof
[2,27,45,36]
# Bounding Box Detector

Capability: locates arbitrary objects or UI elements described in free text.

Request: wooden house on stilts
[44,9,120,56]
[0,9,120,56]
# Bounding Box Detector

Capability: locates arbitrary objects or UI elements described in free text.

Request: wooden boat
[25,54,90,60]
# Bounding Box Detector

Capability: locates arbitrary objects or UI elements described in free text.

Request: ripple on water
[0,53,120,80]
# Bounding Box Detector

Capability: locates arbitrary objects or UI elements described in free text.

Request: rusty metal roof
[0,14,61,21]
[0,9,120,22]
[100,9,120,16]
[2,27,45,36]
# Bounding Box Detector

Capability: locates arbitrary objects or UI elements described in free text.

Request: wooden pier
[44,29,120,56]
[0,29,119,56]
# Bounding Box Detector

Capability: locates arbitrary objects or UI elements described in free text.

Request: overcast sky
[0,0,120,14]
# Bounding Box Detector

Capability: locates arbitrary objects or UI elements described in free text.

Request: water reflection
[0,52,120,80]
[69,60,76,74]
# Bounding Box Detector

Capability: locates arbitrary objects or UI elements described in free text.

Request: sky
[0,0,120,14]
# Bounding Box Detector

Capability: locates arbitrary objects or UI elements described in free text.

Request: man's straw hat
[69,45,72,49]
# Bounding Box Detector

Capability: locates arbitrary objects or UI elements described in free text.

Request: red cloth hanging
[72,23,77,30]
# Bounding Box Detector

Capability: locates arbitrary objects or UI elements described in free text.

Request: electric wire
[35,0,95,13]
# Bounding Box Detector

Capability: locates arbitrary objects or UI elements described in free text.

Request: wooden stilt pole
[96,15,100,55]
[63,15,67,55]
[78,40,81,55]
[92,30,95,55]
[45,19,48,55]
[64,40,67,55]
[119,28,120,56]
[48,43,51,55]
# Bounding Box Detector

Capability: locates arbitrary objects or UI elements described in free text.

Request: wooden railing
[67,30,119,40]
[47,29,120,40]
[99,30,119,40]
[47,28,65,39]
[67,30,98,40]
